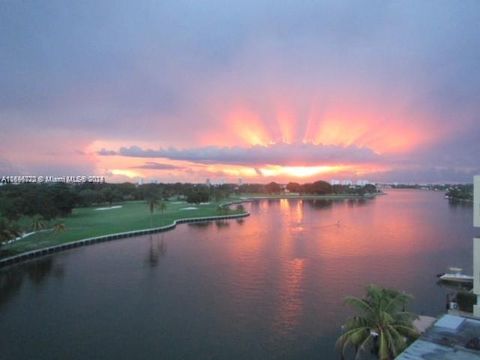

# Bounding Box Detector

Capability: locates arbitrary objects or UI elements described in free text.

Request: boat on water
[437,267,473,284]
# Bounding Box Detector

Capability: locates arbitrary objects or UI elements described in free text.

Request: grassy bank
[1,200,244,257]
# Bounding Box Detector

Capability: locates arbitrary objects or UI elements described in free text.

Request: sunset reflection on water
[0,190,475,360]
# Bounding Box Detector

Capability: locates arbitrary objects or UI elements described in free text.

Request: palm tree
[158,200,167,214]
[146,195,159,228]
[336,285,419,360]
[31,214,46,232]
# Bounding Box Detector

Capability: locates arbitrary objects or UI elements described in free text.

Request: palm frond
[378,330,390,360]
[355,334,374,360]
[345,296,374,315]
[393,324,419,339]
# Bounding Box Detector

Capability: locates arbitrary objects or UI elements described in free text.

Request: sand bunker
[95,205,123,211]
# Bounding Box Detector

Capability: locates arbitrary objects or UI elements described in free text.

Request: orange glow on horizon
[110,169,141,178]
[260,165,350,178]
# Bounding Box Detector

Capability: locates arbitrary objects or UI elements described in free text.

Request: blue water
[0,190,476,359]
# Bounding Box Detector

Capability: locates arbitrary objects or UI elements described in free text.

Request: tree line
[0,180,379,221]
[268,180,378,196]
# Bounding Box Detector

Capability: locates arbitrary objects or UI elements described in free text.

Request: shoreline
[0,212,249,269]
[0,193,380,268]
[446,197,473,203]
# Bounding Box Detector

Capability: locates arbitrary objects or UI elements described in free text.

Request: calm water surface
[0,190,476,359]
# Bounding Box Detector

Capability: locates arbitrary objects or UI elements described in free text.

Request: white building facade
[473,176,480,317]
[356,179,370,186]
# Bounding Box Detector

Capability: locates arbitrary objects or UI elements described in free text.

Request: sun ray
[229,107,271,146]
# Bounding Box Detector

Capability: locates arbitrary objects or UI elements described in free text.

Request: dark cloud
[132,162,184,170]
[97,149,117,156]
[100,143,382,166]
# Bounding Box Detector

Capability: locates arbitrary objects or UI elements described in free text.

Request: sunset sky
[1,1,479,183]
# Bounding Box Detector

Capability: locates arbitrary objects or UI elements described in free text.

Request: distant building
[329,179,340,185]
[474,176,480,317]
[341,179,353,186]
[206,178,211,186]
[356,179,370,186]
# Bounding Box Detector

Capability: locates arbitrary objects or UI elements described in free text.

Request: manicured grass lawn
[2,200,243,257]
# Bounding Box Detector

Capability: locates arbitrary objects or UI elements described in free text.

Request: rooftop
[397,314,480,360]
